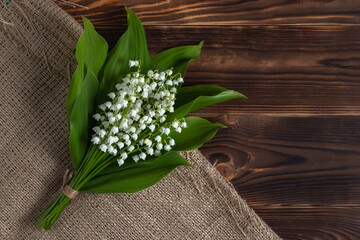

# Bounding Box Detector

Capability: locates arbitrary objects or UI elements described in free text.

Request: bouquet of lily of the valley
[36,7,246,230]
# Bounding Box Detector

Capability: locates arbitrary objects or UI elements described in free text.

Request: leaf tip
[199,40,204,48]
[213,122,227,129]
[240,93,249,99]
[81,16,94,30]
[179,158,193,167]
[238,92,248,99]
[183,160,193,167]
[220,124,228,129]
[230,90,248,100]
[81,15,88,23]
[124,6,134,16]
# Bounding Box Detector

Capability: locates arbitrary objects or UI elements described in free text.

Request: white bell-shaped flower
[91,60,188,166]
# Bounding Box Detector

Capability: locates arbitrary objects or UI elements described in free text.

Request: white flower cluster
[91,60,186,166]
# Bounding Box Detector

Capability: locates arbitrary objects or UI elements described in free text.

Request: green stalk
[36,145,111,230]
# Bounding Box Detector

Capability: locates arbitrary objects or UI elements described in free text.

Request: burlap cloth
[0,1,280,239]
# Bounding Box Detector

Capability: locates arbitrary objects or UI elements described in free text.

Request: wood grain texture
[199,114,360,206]
[253,207,360,240]
[57,0,360,25]
[60,24,360,114]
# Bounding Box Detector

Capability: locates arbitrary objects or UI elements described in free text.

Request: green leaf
[175,85,246,107]
[81,17,108,76]
[96,7,150,105]
[167,85,247,122]
[65,34,85,122]
[150,41,203,77]
[94,152,160,177]
[169,117,225,151]
[65,63,85,123]
[65,17,108,122]
[69,70,99,170]
[81,151,191,193]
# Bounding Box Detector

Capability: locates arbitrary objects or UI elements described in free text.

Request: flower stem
[35,194,71,230]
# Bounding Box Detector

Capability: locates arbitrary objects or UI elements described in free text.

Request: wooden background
[56,1,360,239]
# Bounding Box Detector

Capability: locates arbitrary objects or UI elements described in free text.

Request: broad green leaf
[150,41,203,77]
[81,17,108,76]
[65,17,108,122]
[65,34,85,122]
[96,7,150,105]
[81,151,191,193]
[175,85,246,107]
[69,70,99,170]
[65,63,85,123]
[169,117,225,151]
[95,152,160,177]
[167,85,247,122]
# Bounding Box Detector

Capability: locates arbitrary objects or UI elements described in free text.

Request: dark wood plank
[198,114,360,206]
[146,26,360,114]
[57,0,360,25]
[253,207,360,240]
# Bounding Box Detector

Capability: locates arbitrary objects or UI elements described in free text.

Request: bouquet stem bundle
[36,145,107,230]
[36,7,246,230]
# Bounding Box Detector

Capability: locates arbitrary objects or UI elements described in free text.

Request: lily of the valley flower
[91,60,187,166]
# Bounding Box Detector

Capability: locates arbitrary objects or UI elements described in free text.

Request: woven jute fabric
[0,1,280,239]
